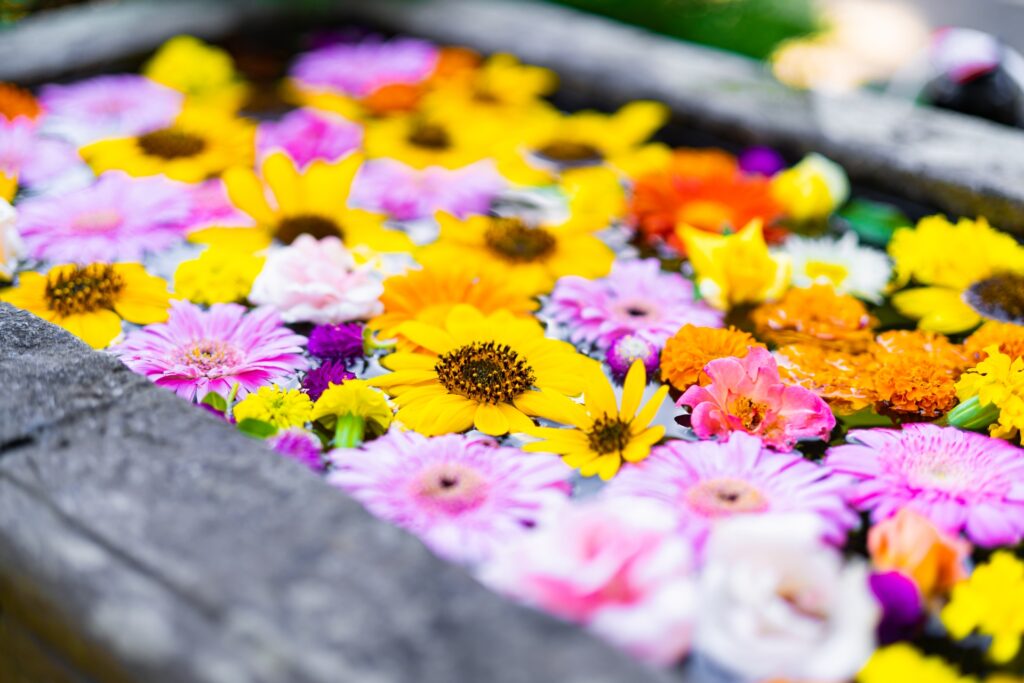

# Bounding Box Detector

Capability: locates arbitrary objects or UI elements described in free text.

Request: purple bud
[302,360,356,400]
[738,146,786,177]
[606,333,659,380]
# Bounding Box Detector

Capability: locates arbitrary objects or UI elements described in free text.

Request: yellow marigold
[659,325,764,391]
[143,35,248,111]
[955,346,1024,441]
[775,343,874,415]
[858,643,975,683]
[173,247,264,305]
[942,552,1024,664]
[233,386,312,431]
[311,379,394,436]
[965,321,1024,363]
[751,284,876,352]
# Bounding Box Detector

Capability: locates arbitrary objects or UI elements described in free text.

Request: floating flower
[268,428,324,471]
[779,231,893,303]
[301,360,355,401]
[775,343,875,415]
[858,644,974,683]
[0,82,41,123]
[605,333,659,380]
[329,430,569,564]
[771,153,850,222]
[0,118,82,198]
[115,300,307,400]
[737,146,786,176]
[870,330,967,420]
[942,552,1024,664]
[249,235,383,324]
[363,112,509,170]
[867,508,970,601]
[965,321,1024,362]
[143,35,248,111]
[695,514,878,682]
[751,284,876,352]
[480,499,695,665]
[826,424,1024,547]
[307,322,365,362]
[0,198,21,282]
[17,172,192,263]
[679,346,836,450]
[311,379,393,447]
[524,360,669,480]
[1,262,170,348]
[233,385,312,431]
[604,432,856,544]
[545,258,722,349]
[256,108,362,170]
[953,345,1024,440]
[173,247,264,305]
[869,571,924,646]
[659,325,764,391]
[38,75,183,145]
[289,36,438,99]
[372,304,590,437]
[680,219,791,310]
[185,178,252,231]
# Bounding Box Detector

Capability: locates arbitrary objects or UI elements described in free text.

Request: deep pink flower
[546,259,722,349]
[326,430,570,565]
[116,301,308,401]
[679,346,835,449]
[289,36,438,97]
[269,429,324,471]
[604,432,857,545]
[479,499,696,665]
[256,108,362,170]
[0,118,81,189]
[17,172,193,262]
[350,159,505,221]
[186,179,252,231]
[826,424,1024,547]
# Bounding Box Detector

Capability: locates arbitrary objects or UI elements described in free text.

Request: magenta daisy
[38,74,183,145]
[116,300,308,401]
[257,108,362,170]
[326,430,571,564]
[16,172,193,263]
[825,424,1024,547]
[604,432,857,545]
[289,36,438,97]
[545,258,723,349]
[350,159,505,221]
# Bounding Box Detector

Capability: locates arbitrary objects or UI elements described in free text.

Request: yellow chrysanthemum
[955,345,1024,440]
[942,552,1024,664]
[680,219,791,310]
[889,215,1024,334]
[857,643,975,683]
[524,360,668,480]
[189,152,412,253]
[233,386,312,430]
[81,106,254,183]
[173,247,264,305]
[362,112,505,169]
[371,304,591,437]
[0,262,170,348]
[143,35,248,111]
[311,379,394,434]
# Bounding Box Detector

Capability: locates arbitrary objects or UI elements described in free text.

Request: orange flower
[965,321,1024,363]
[874,330,970,374]
[776,344,875,414]
[660,325,764,391]
[868,508,970,600]
[870,352,959,420]
[751,285,876,352]
[0,82,41,122]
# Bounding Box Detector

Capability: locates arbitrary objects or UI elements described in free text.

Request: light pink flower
[327,430,570,564]
[480,499,696,666]
[289,36,438,97]
[249,235,384,324]
[116,300,307,401]
[0,118,81,189]
[186,179,252,231]
[679,346,835,449]
[257,108,362,170]
[350,159,505,221]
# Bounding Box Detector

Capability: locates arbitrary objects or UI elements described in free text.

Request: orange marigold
[874,330,970,374]
[776,343,875,414]
[0,82,41,122]
[964,321,1024,363]
[870,355,959,421]
[751,285,876,352]
[660,324,765,390]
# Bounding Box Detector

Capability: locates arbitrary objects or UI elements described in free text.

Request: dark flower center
[275,214,342,244]
[137,128,206,159]
[435,341,536,404]
[484,217,556,263]
[965,273,1024,324]
[536,140,603,164]
[586,415,632,455]
[44,264,125,317]
[407,122,451,150]
[175,339,243,375]
[416,463,488,513]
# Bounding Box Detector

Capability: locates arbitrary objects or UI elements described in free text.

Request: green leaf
[835,199,909,247]
[201,392,228,414]
[237,418,278,439]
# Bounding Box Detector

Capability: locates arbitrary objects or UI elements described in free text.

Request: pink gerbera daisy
[17,172,193,263]
[289,36,438,97]
[256,108,362,170]
[826,424,1024,547]
[116,300,308,401]
[545,259,722,349]
[350,159,505,221]
[0,119,81,190]
[326,430,570,564]
[604,432,857,545]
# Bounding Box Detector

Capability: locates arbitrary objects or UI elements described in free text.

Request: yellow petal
[262,152,303,216]
[60,310,122,349]
[393,321,455,354]
[515,389,588,427]
[222,166,276,225]
[892,287,981,334]
[187,226,271,251]
[633,384,669,430]
[498,403,536,433]
[474,403,510,435]
[619,360,647,420]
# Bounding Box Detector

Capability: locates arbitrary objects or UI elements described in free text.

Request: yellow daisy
[0,262,170,348]
[524,360,668,481]
[362,112,502,169]
[189,151,413,253]
[371,304,591,437]
[143,35,249,112]
[80,106,254,183]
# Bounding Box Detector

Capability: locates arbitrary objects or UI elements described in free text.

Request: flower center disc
[965,273,1024,324]
[407,122,452,150]
[536,140,603,164]
[484,217,556,263]
[44,264,125,317]
[435,341,536,404]
[175,339,243,375]
[730,396,768,431]
[137,128,207,159]
[71,209,123,233]
[416,463,488,513]
[275,214,342,244]
[586,415,632,455]
[686,477,769,517]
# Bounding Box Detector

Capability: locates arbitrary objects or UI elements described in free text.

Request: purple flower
[290,36,438,97]
[256,108,361,170]
[738,146,786,177]
[269,428,324,471]
[350,159,505,221]
[606,333,659,380]
[825,424,1024,547]
[546,258,722,349]
[307,322,364,362]
[301,360,356,401]
[869,571,923,645]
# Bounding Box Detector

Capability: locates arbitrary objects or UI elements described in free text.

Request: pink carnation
[679,346,835,450]
[480,499,695,665]
[289,36,438,97]
[256,108,362,170]
[249,235,384,324]
[350,159,505,221]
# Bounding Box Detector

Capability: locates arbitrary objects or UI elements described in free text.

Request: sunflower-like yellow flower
[680,219,791,310]
[233,385,312,431]
[953,345,1024,440]
[81,106,254,183]
[362,112,505,169]
[371,304,591,437]
[173,246,264,305]
[889,215,1024,334]
[942,552,1024,664]
[189,152,412,253]
[858,643,975,683]
[771,153,849,222]
[524,359,668,480]
[0,262,170,348]
[143,35,248,111]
